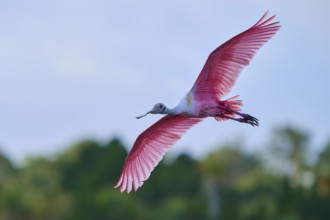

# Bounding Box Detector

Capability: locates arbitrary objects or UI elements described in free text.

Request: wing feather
[191,11,280,100]
[115,115,203,193]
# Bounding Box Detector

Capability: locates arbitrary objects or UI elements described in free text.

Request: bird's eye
[159,104,163,108]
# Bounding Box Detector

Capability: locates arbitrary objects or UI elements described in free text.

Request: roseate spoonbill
[115,11,280,193]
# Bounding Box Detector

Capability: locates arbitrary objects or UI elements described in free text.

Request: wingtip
[114,172,123,186]
[263,10,269,17]
[254,10,279,27]
[114,172,136,193]
[114,174,131,193]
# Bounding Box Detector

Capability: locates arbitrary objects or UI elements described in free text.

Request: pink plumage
[115,12,280,193]
[191,11,280,101]
[115,115,203,192]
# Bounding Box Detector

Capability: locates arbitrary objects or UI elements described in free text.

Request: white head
[136,103,167,119]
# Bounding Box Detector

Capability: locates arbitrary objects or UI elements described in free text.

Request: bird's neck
[164,106,181,115]
[164,95,189,115]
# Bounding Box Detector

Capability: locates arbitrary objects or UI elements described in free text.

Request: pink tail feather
[215,95,242,121]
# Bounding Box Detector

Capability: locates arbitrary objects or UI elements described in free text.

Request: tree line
[0,126,329,220]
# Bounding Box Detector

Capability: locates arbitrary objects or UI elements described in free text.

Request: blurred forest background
[0,125,329,220]
[1,1,330,219]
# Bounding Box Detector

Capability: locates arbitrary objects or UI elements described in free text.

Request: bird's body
[168,92,202,117]
[168,92,239,118]
[115,11,280,193]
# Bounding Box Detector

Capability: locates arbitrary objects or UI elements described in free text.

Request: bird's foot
[218,113,259,127]
[238,114,259,127]
[218,106,259,127]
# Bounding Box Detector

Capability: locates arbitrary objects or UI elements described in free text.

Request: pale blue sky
[1,1,329,163]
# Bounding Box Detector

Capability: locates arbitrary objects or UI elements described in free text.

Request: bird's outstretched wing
[191,11,280,100]
[115,115,203,193]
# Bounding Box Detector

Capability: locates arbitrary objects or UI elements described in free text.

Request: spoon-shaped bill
[136,112,150,119]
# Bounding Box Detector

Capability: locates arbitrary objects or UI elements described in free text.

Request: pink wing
[191,11,280,100]
[115,115,203,193]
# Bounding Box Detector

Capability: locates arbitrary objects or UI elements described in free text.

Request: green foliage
[0,126,329,220]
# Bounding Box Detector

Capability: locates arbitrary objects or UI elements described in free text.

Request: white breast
[173,92,197,116]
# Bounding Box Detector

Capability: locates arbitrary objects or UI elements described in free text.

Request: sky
[0,0,329,164]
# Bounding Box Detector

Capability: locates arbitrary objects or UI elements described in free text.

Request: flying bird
[115,11,280,193]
